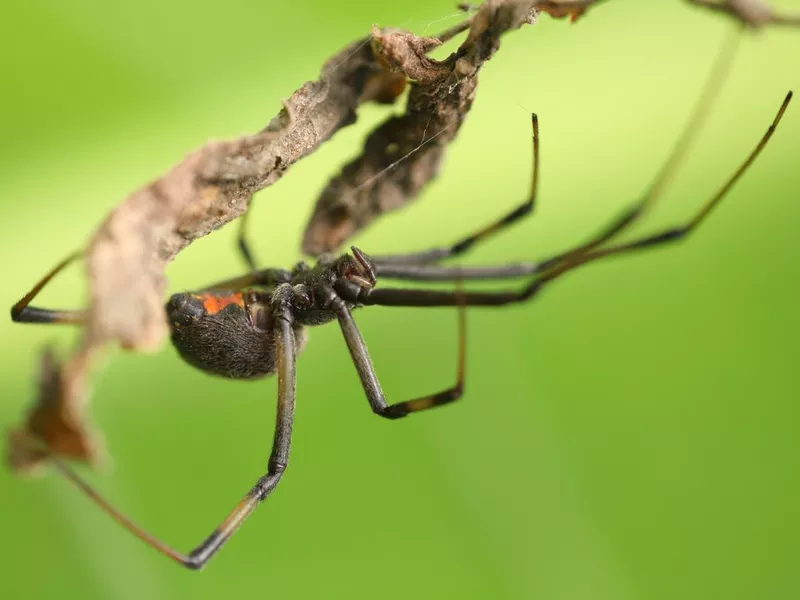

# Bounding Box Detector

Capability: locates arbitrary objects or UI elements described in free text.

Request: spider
[9,91,792,569]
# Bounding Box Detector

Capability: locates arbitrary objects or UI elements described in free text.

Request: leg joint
[184,553,207,571]
[377,404,409,420]
[267,457,288,475]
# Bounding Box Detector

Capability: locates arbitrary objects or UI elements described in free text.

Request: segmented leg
[327,284,466,419]
[367,91,790,292]
[10,251,86,325]
[236,207,259,271]
[372,113,540,265]
[372,31,738,269]
[51,304,298,570]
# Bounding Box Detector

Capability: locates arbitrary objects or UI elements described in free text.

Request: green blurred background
[2,1,799,599]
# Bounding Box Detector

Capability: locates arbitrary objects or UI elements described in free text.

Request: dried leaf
[7,348,103,474]
[302,0,544,255]
[85,35,404,354]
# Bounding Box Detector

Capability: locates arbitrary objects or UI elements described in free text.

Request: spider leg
[545,91,793,276]
[374,261,539,281]
[236,206,259,270]
[371,113,540,265]
[538,31,739,270]
[10,251,87,325]
[327,285,466,419]
[373,31,738,269]
[344,280,540,308]
[366,90,791,290]
[50,305,297,570]
[352,86,788,305]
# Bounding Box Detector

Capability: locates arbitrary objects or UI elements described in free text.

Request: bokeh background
[2,1,799,599]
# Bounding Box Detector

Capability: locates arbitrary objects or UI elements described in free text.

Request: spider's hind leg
[236,207,259,271]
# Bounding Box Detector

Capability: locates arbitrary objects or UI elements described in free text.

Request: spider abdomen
[167,292,307,380]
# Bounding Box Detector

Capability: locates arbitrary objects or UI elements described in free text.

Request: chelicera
[9,92,792,569]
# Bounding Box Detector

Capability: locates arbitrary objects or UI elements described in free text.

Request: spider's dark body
[167,250,375,379]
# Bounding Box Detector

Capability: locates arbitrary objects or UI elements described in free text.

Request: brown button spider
[10,91,792,569]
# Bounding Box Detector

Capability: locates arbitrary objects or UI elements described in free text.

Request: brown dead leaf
[302,0,545,255]
[84,35,405,355]
[7,348,103,474]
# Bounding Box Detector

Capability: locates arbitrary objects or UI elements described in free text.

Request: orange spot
[197,293,244,315]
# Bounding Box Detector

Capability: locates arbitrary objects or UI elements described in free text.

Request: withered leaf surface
[8,348,102,474]
[302,0,544,255]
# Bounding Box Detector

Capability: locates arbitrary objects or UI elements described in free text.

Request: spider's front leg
[366,91,792,299]
[10,251,87,324]
[321,285,466,419]
[372,113,540,266]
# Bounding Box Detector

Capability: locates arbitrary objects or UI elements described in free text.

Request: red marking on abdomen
[197,293,245,315]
